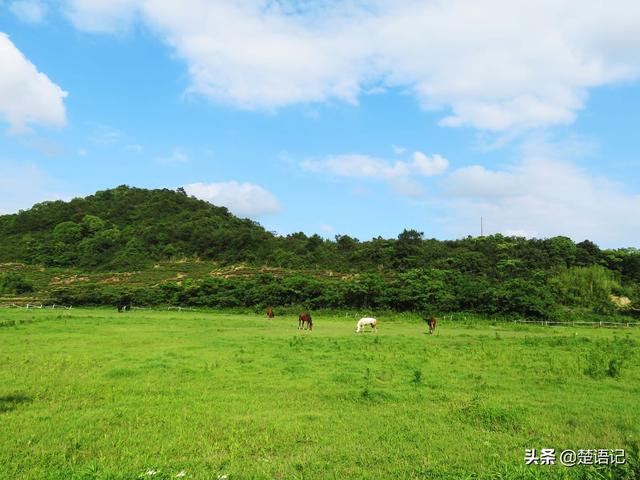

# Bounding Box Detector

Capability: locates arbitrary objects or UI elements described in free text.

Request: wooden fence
[512,319,639,328]
[0,303,72,309]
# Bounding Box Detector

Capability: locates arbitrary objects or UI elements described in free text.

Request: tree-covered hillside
[0,186,273,269]
[1,185,639,318]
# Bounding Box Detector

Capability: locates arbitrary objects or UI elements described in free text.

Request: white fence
[513,319,639,328]
[437,313,638,328]
[0,303,72,310]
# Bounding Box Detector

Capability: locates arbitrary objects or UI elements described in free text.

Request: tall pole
[481,216,484,237]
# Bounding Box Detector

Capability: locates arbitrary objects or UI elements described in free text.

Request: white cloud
[61,0,640,130]
[412,152,449,176]
[126,143,144,153]
[0,33,67,133]
[184,181,281,217]
[389,178,424,197]
[392,145,406,155]
[303,151,448,179]
[64,0,139,34]
[10,0,47,23]
[156,147,188,165]
[22,135,66,156]
[374,1,640,131]
[0,160,67,213]
[65,0,370,108]
[302,154,409,179]
[88,124,123,146]
[444,147,640,247]
[302,150,447,197]
[448,165,519,200]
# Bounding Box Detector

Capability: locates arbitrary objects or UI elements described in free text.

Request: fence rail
[437,313,639,328]
[0,303,73,310]
[513,319,639,328]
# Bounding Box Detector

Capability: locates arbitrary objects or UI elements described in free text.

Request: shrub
[0,272,34,294]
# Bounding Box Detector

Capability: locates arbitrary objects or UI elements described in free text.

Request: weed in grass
[458,397,525,433]
[105,368,137,379]
[607,357,624,378]
[583,337,636,379]
[358,386,393,403]
[0,393,32,413]
[412,369,423,386]
[288,336,304,348]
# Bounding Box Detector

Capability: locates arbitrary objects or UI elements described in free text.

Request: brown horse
[426,316,437,334]
[266,307,274,319]
[298,312,313,330]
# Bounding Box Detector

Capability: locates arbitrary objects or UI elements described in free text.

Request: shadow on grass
[0,393,32,413]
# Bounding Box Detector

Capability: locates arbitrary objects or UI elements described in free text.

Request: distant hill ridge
[0,185,639,282]
[1,186,639,317]
[0,185,273,269]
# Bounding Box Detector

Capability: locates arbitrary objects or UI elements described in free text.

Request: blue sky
[1,0,639,247]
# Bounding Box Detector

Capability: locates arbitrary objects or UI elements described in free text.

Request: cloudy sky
[1,0,639,247]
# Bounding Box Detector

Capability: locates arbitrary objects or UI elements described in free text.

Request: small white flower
[176,471,186,478]
[145,469,157,476]
[217,475,228,480]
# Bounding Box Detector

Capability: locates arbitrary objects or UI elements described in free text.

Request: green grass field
[1,309,639,479]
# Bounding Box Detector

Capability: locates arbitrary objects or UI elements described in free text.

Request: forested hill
[1,185,639,277]
[0,186,274,269]
[1,185,639,318]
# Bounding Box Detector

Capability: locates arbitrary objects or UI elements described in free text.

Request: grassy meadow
[1,309,639,479]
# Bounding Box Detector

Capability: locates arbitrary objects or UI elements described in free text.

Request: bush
[583,337,637,379]
[492,279,556,318]
[0,272,34,295]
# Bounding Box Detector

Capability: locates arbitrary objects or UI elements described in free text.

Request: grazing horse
[355,317,377,333]
[298,312,313,330]
[116,302,131,313]
[266,307,274,319]
[426,316,437,334]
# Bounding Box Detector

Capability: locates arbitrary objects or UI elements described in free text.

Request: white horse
[355,317,377,333]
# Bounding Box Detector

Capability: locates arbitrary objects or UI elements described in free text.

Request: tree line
[1,185,638,318]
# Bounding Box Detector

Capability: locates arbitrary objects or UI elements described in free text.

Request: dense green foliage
[1,309,639,479]
[0,271,34,294]
[1,186,639,317]
[0,186,273,269]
